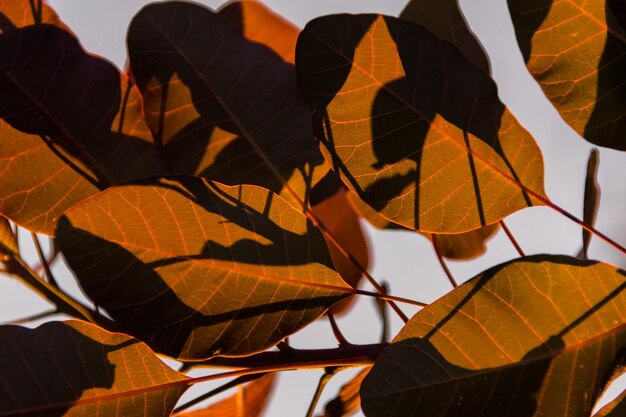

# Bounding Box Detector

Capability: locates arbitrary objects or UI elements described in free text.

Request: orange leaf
[178,374,275,417]
[509,0,626,150]
[297,14,546,234]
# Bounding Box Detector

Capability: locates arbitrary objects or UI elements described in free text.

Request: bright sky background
[1,0,625,416]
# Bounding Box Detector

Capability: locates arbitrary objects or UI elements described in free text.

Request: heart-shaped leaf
[297,14,546,233]
[178,374,275,417]
[127,1,327,205]
[400,0,490,72]
[0,320,187,417]
[57,176,349,360]
[508,0,626,150]
[361,255,626,416]
[0,24,167,235]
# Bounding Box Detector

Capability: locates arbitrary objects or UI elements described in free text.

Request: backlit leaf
[508,0,626,150]
[361,255,626,416]
[595,388,626,416]
[219,0,298,64]
[297,14,546,233]
[0,217,16,256]
[400,0,490,72]
[127,1,327,206]
[0,320,187,417]
[0,24,167,235]
[0,0,68,33]
[317,367,370,417]
[57,176,348,360]
[178,374,275,417]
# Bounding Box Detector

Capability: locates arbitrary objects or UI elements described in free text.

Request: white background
[1,0,625,416]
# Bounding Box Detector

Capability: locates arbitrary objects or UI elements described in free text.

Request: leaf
[0,320,187,417]
[56,176,349,360]
[296,14,546,234]
[361,255,626,417]
[427,224,499,260]
[0,24,167,235]
[127,1,327,206]
[0,216,17,256]
[0,0,68,33]
[178,374,275,417]
[508,0,626,150]
[595,388,626,416]
[317,367,370,417]
[219,0,298,64]
[578,149,601,259]
[399,0,490,72]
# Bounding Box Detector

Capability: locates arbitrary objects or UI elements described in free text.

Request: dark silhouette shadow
[509,0,626,150]
[127,1,326,200]
[0,322,127,416]
[57,178,344,359]
[366,16,530,229]
[364,255,626,416]
[585,3,626,149]
[0,25,168,199]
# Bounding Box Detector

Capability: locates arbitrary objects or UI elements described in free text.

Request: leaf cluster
[0,0,624,416]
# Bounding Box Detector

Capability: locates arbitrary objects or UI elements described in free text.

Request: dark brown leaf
[127,1,327,206]
[318,367,370,417]
[400,0,490,72]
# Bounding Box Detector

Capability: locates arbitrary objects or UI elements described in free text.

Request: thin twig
[327,312,350,346]
[499,220,525,257]
[31,232,58,287]
[432,236,458,288]
[3,256,112,328]
[4,309,57,325]
[172,373,268,414]
[305,367,340,417]
[0,345,385,417]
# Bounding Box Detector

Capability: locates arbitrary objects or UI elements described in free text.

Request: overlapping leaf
[361,255,626,416]
[57,176,348,360]
[297,14,546,233]
[178,374,275,417]
[127,1,327,205]
[0,23,167,235]
[219,0,298,64]
[0,320,187,417]
[0,0,68,33]
[508,0,626,150]
[400,0,490,72]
